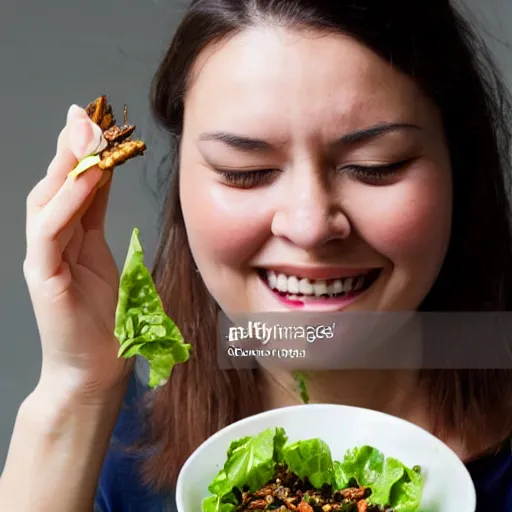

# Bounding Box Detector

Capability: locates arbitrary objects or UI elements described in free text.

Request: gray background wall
[0,0,510,469]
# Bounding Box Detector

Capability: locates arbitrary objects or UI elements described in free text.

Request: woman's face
[179,27,452,314]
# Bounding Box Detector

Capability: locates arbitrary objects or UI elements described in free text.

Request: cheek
[180,167,272,267]
[351,174,452,266]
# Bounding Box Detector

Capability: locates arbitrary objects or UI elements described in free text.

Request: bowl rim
[176,403,477,510]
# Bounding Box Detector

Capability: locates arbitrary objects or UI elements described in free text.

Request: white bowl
[176,404,476,512]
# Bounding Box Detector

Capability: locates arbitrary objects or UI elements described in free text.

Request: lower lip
[259,273,378,310]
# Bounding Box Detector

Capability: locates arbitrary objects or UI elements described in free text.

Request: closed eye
[340,158,415,183]
[215,158,414,189]
[216,168,279,188]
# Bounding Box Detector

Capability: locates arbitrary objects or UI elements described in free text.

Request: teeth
[288,275,299,294]
[265,271,370,297]
[313,281,328,296]
[332,279,343,294]
[299,278,313,295]
[343,277,353,292]
[277,273,288,292]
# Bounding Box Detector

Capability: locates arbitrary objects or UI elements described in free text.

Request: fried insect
[84,95,146,171]
[98,140,146,170]
[85,95,115,131]
[235,466,391,511]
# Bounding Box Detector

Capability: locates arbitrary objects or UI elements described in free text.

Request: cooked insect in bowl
[202,427,423,512]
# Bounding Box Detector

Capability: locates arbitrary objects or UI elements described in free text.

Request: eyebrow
[198,131,274,151]
[197,123,421,152]
[336,122,421,145]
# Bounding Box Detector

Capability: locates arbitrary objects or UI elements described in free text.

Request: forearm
[0,381,127,512]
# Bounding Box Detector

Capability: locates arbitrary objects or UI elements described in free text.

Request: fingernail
[70,120,107,159]
[89,122,108,154]
[67,104,86,123]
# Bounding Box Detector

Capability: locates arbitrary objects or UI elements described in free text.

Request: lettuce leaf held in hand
[114,227,192,388]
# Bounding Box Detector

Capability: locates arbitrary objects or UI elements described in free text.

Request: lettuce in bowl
[202,427,423,511]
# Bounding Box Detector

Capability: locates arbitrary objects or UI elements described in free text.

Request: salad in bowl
[176,404,476,512]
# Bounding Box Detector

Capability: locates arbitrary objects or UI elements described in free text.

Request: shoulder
[94,357,177,512]
[466,439,512,511]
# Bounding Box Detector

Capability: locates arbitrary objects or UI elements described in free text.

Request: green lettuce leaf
[207,427,285,496]
[203,429,424,512]
[201,428,288,512]
[334,446,424,511]
[293,372,310,404]
[115,227,192,388]
[333,445,385,489]
[273,426,288,463]
[386,462,423,511]
[201,495,237,512]
[282,438,335,488]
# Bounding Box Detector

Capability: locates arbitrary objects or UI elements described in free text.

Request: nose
[271,166,351,249]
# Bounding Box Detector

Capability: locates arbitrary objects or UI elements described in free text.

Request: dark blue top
[95,365,512,511]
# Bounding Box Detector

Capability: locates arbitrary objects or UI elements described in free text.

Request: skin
[0,28,469,510]
[178,26,461,451]
[180,27,452,316]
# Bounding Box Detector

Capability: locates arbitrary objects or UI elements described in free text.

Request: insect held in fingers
[68,95,147,181]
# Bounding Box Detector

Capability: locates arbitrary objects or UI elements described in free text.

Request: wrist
[36,359,133,407]
[23,373,129,429]
[2,374,129,512]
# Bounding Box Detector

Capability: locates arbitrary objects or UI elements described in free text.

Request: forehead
[185,27,428,135]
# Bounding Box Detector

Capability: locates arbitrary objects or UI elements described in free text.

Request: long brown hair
[138,0,512,492]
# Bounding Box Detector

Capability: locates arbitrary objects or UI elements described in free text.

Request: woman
[1,0,511,510]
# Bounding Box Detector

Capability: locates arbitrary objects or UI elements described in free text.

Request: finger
[66,104,89,125]
[27,118,103,219]
[69,119,105,162]
[26,167,103,282]
[25,188,97,291]
[36,167,103,242]
[77,233,119,286]
[55,124,71,158]
[48,139,77,177]
[81,171,113,232]
[62,221,85,265]
[54,104,90,155]
[50,106,103,182]
[24,104,108,286]
[27,147,79,218]
[98,169,112,188]
[57,183,99,252]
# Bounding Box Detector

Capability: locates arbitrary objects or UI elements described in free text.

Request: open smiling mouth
[257,268,382,306]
